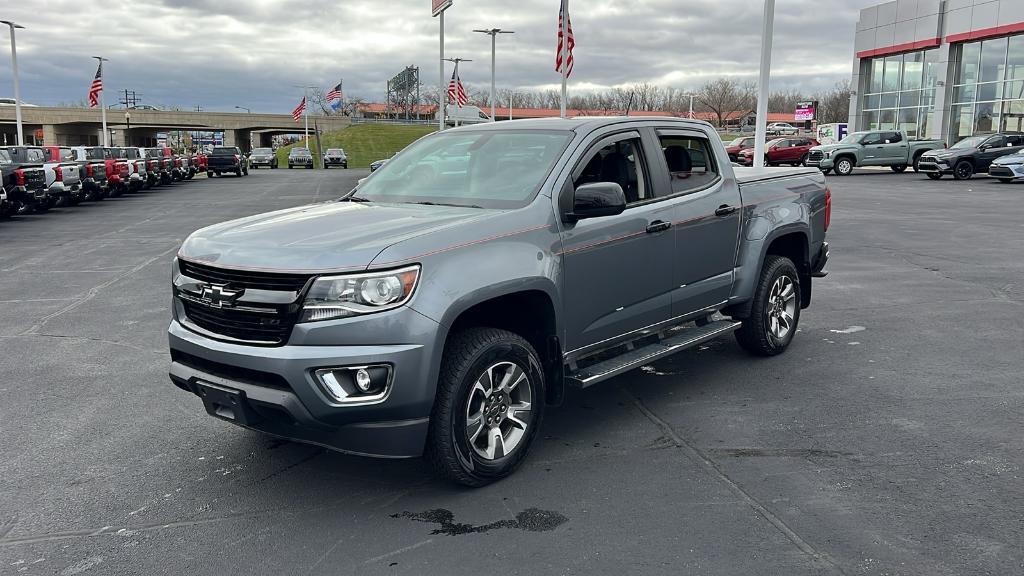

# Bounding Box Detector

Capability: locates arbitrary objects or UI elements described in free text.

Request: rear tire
[735,256,801,357]
[207,171,214,178]
[953,160,974,181]
[425,328,545,487]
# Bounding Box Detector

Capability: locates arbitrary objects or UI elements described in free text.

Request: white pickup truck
[41,146,83,207]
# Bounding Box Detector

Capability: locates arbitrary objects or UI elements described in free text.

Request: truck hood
[921,148,972,160]
[810,143,855,153]
[178,201,497,272]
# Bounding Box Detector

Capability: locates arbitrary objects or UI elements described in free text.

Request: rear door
[655,128,742,316]
[978,135,1024,169]
[560,129,676,352]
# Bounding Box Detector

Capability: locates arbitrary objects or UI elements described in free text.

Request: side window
[1006,135,1024,146]
[862,133,883,145]
[886,132,903,144]
[985,136,1006,148]
[657,134,719,195]
[27,149,45,162]
[574,136,650,205]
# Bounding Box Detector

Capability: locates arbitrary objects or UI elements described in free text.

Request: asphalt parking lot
[1,168,1022,576]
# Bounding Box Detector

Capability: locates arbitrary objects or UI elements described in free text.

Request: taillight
[15,169,25,186]
[86,164,94,177]
[54,165,63,182]
[824,187,832,232]
[233,154,239,163]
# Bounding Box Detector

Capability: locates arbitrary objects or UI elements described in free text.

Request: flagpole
[92,56,109,146]
[439,10,445,131]
[304,87,309,145]
[560,0,568,118]
[454,60,460,128]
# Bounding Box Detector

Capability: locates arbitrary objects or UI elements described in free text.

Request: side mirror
[564,182,627,223]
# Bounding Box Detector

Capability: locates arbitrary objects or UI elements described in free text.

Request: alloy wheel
[465,361,532,461]
[766,275,797,340]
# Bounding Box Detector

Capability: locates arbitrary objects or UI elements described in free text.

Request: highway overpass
[0,106,351,152]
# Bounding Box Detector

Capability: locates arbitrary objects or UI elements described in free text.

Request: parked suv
[323,148,348,169]
[918,133,1024,180]
[288,147,314,169]
[738,137,819,167]
[806,130,944,175]
[249,147,277,169]
[724,136,756,163]
[168,117,831,486]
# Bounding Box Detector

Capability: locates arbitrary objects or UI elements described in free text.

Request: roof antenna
[624,91,635,116]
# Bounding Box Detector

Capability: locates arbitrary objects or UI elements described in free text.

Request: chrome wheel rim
[766,276,797,340]
[465,361,532,461]
[838,160,851,174]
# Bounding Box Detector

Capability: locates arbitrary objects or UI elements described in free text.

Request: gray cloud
[1,0,878,112]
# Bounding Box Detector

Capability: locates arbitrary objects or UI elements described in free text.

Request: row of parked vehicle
[0,145,210,217]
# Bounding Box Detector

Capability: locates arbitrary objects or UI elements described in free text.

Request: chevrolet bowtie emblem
[198,284,245,308]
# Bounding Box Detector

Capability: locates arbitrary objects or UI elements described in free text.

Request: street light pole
[2,20,26,145]
[234,105,251,113]
[92,56,109,146]
[125,111,131,147]
[753,0,775,168]
[473,28,514,122]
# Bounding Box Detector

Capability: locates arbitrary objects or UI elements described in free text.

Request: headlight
[824,150,833,158]
[300,265,420,322]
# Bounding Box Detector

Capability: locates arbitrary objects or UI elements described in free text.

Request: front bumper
[805,156,835,169]
[251,158,275,166]
[167,308,442,458]
[324,158,347,165]
[47,182,72,199]
[917,159,952,174]
[989,163,1024,180]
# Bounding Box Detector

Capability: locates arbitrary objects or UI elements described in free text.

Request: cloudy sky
[2,0,878,112]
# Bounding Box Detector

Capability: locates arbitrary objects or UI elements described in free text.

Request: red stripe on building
[856,37,941,59]
[946,21,1024,44]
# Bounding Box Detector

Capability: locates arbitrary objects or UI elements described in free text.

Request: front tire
[735,255,801,357]
[953,160,974,180]
[834,157,854,176]
[891,164,907,173]
[927,172,942,180]
[425,328,545,487]
[998,177,1014,184]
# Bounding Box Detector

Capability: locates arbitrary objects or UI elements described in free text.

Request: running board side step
[565,320,742,388]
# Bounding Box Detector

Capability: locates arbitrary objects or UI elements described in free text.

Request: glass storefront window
[924,49,941,89]
[920,109,933,139]
[864,110,879,131]
[975,102,998,134]
[898,108,920,138]
[899,91,921,108]
[1004,81,1024,101]
[1008,36,1024,81]
[883,56,903,92]
[980,37,1008,83]
[1002,100,1024,133]
[952,104,975,138]
[879,109,897,130]
[959,42,981,85]
[903,51,924,91]
[870,58,884,93]
[880,92,898,108]
[977,82,1000,102]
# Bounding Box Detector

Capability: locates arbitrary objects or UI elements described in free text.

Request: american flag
[447,70,467,108]
[556,1,575,77]
[292,97,306,123]
[326,83,342,103]
[88,62,103,108]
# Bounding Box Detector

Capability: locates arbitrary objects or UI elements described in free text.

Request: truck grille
[176,259,313,346]
[808,150,824,162]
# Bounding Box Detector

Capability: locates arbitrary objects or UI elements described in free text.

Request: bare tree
[813,80,852,124]
[694,78,756,127]
[768,88,807,114]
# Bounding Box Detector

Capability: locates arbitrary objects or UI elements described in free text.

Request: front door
[560,130,675,352]
[878,131,910,164]
[655,129,743,316]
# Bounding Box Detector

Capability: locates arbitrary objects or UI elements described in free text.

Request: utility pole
[442,58,471,127]
[2,20,26,145]
[473,28,514,122]
[92,56,110,146]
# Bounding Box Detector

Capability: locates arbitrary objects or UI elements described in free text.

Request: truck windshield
[252,148,272,154]
[951,136,987,149]
[290,148,310,156]
[354,129,572,210]
[85,148,105,160]
[0,150,11,164]
[211,148,237,156]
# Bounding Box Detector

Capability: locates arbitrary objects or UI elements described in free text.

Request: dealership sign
[795,101,817,122]
[432,0,452,16]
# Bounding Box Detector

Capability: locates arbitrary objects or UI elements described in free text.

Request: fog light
[313,365,392,405]
[355,368,372,392]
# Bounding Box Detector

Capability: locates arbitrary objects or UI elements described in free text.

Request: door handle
[715,205,738,217]
[645,220,672,234]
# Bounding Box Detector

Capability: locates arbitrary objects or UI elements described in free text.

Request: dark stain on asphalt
[709,448,852,458]
[391,508,567,536]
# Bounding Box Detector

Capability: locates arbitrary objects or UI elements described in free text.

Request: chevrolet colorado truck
[207,146,248,177]
[0,147,47,215]
[168,117,831,486]
[917,133,1024,180]
[41,146,84,206]
[806,129,944,175]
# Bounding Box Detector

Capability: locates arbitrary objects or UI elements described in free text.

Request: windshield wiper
[410,201,484,209]
[344,195,372,202]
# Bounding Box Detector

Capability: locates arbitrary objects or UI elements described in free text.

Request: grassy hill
[276,124,437,169]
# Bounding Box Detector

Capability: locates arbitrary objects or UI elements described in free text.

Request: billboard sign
[432,0,452,16]
[795,101,817,122]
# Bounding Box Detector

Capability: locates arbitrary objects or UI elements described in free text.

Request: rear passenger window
[657,134,719,195]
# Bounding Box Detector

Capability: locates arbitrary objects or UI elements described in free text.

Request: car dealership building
[851,0,1024,142]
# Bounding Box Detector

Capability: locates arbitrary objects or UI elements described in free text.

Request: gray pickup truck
[806,129,944,175]
[168,117,831,486]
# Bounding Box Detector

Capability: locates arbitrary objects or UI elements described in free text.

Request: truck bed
[733,166,821,184]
